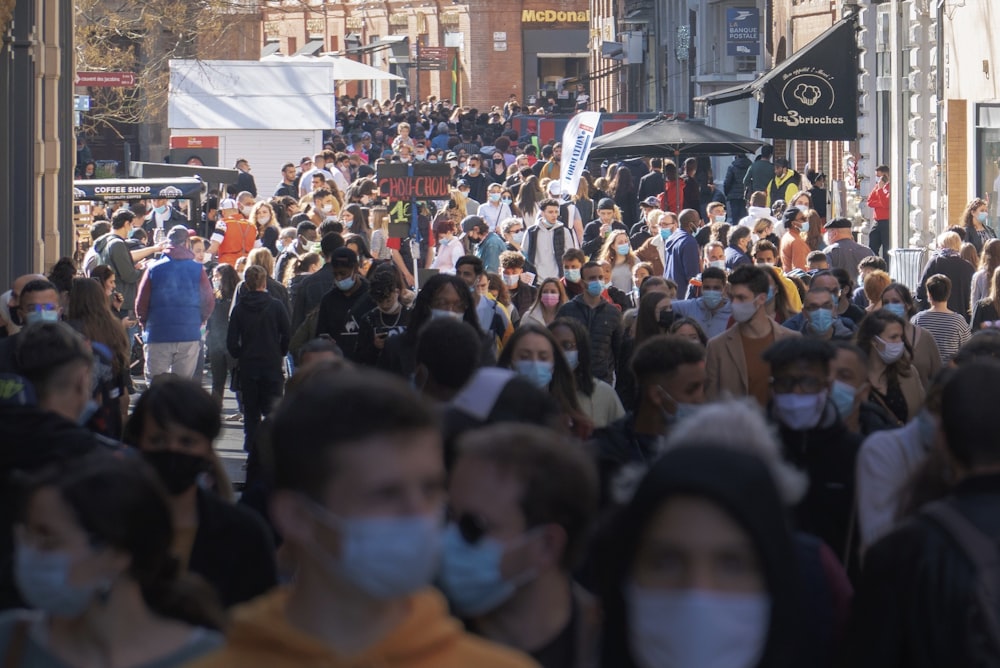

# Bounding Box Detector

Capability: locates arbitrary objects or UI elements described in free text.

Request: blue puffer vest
[145,256,204,343]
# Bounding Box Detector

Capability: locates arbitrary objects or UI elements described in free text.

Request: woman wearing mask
[500,188,521,219]
[1,455,225,666]
[856,309,926,426]
[123,376,278,608]
[431,216,465,274]
[344,233,374,278]
[67,278,131,438]
[961,197,996,254]
[779,207,811,272]
[206,263,238,407]
[499,218,528,257]
[497,324,592,439]
[355,267,413,367]
[635,211,670,278]
[601,231,639,294]
[880,283,942,389]
[521,277,567,327]
[477,183,514,232]
[488,151,508,184]
[250,201,280,256]
[597,446,801,668]
[339,203,371,245]
[550,318,625,429]
[378,273,489,377]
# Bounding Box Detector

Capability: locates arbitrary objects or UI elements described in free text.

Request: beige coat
[907,323,941,390]
[705,318,801,401]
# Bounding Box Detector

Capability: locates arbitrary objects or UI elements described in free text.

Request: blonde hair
[937,231,962,252]
[247,247,275,277]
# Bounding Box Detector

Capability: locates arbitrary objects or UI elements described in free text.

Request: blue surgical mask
[766,286,775,303]
[978,211,989,224]
[514,360,554,388]
[512,231,525,245]
[884,302,907,319]
[701,289,723,309]
[502,198,512,206]
[564,349,579,370]
[616,243,630,256]
[276,241,286,254]
[25,309,59,325]
[808,307,835,333]
[660,228,673,241]
[830,379,857,418]
[489,193,501,203]
[586,280,604,297]
[773,391,828,431]
[15,545,105,617]
[564,268,581,283]
[336,276,357,292]
[800,220,810,233]
[154,205,168,215]
[305,503,442,600]
[342,219,354,229]
[438,524,536,616]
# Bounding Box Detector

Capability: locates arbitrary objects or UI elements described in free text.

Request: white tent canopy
[168,60,340,130]
[260,53,404,82]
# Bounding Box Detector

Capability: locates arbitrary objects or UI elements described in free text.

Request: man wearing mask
[466,216,509,275]
[766,158,800,207]
[823,218,873,274]
[0,279,62,372]
[499,251,538,318]
[274,220,317,282]
[556,262,622,385]
[523,199,576,283]
[662,209,702,291]
[866,165,891,262]
[761,337,860,561]
[560,249,586,299]
[190,372,536,668]
[464,155,490,205]
[315,247,376,361]
[670,267,733,339]
[298,152,334,197]
[589,335,706,506]
[0,273,47,338]
[142,197,188,237]
[291,233,345,331]
[440,424,600,668]
[136,226,216,382]
[781,286,856,341]
[705,265,800,406]
[207,198,260,268]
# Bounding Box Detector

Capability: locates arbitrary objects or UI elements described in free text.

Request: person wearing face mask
[440,424,600,668]
[0,273,47,338]
[523,199,577,283]
[662,209,702,292]
[670,267,733,339]
[597,445,802,668]
[822,218,873,274]
[550,318,625,429]
[761,337,862,561]
[465,215,509,275]
[207,198,261,268]
[431,216,466,274]
[142,197,189,237]
[556,262,623,385]
[779,207,811,273]
[0,279,62,372]
[961,197,997,255]
[124,376,277,608]
[865,165,891,261]
[499,251,538,318]
[582,198,628,258]
[856,309,926,426]
[682,241,726,300]
[314,248,376,362]
[464,156,491,205]
[355,268,413,368]
[477,185,514,238]
[780,285,856,341]
[0,322,107,609]
[705,265,801,407]
[589,335,706,506]
[190,372,536,668]
[0,455,226,666]
[827,342,894,437]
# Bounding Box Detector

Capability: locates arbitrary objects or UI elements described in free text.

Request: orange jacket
[215,215,258,266]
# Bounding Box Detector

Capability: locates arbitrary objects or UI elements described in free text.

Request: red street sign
[75,72,137,88]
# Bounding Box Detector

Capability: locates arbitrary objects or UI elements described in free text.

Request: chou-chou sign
[376,164,452,201]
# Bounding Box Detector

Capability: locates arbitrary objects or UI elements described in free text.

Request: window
[735,55,756,73]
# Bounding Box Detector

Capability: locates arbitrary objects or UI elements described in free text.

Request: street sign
[75,71,137,88]
[417,47,449,71]
[74,95,91,111]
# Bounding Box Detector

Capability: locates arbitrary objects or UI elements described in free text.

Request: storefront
[520,5,590,108]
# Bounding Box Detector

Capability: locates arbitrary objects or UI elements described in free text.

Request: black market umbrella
[589,116,767,160]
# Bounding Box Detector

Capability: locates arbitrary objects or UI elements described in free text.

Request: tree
[74,0,259,134]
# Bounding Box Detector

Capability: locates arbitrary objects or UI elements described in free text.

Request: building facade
[261,0,590,110]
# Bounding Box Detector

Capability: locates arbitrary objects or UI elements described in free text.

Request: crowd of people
[1,96,1000,667]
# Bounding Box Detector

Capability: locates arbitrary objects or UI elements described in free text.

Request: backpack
[923,500,1000,654]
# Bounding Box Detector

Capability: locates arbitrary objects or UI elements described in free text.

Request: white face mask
[627,585,771,668]
[258,213,271,224]
[322,204,334,213]
[730,299,759,324]
[875,336,905,364]
[772,390,828,431]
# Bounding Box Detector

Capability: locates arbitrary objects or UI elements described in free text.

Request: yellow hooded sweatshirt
[187,587,539,668]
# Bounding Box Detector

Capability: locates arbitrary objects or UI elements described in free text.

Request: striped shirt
[910,310,971,363]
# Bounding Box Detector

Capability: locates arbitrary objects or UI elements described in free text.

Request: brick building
[261,0,590,110]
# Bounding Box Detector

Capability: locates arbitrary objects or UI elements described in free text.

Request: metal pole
[415,39,420,104]
[58,0,76,261]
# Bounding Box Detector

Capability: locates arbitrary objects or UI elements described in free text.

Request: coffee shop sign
[521,9,590,23]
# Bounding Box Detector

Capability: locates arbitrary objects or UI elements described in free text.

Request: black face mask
[142,450,209,495]
[658,310,676,330]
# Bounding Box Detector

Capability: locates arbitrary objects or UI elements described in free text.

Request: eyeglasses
[770,375,827,394]
[802,303,834,313]
[27,303,58,312]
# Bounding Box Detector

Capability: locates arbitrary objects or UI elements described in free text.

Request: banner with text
[726,8,760,56]
[758,18,858,141]
[559,111,601,200]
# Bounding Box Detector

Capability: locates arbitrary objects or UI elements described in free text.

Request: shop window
[977,104,1000,222]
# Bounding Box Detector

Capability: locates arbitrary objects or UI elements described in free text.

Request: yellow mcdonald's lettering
[521,9,590,23]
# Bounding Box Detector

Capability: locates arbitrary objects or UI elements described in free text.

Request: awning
[695,15,859,141]
[346,35,408,56]
[260,42,281,58]
[295,39,324,57]
[258,54,404,81]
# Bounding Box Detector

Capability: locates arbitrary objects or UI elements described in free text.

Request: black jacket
[772,401,862,561]
[588,413,660,508]
[636,170,665,202]
[915,250,975,319]
[291,265,334,331]
[354,306,412,367]
[849,473,1000,668]
[556,296,622,384]
[227,291,290,377]
[581,219,627,258]
[236,170,257,197]
[314,278,376,361]
[190,488,277,609]
[723,155,752,200]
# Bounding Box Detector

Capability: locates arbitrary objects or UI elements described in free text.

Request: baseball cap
[330,246,359,269]
[219,198,238,211]
[640,196,659,208]
[457,179,470,188]
[597,197,616,211]
[546,181,561,196]
[299,157,312,166]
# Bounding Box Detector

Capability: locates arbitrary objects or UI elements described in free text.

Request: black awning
[695,15,859,140]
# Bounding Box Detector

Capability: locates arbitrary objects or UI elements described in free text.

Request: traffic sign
[75,72,137,88]
[417,47,449,71]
